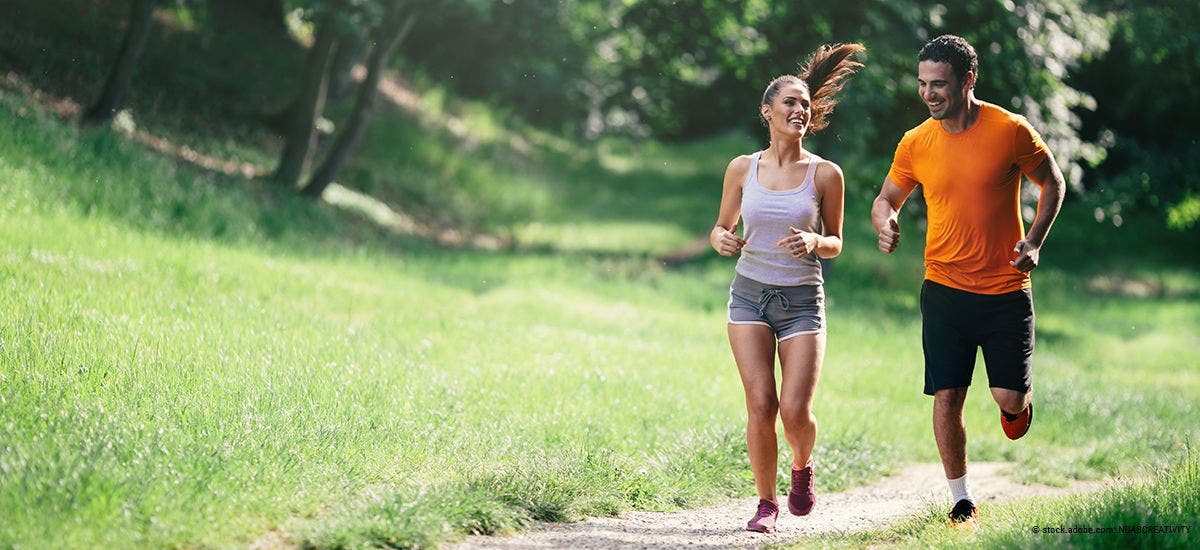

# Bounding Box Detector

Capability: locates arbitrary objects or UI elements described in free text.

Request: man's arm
[872,177,914,254]
[1010,154,1066,272]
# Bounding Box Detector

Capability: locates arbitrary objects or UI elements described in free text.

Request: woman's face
[762,81,811,138]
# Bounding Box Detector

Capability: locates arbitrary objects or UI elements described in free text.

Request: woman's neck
[766,136,806,165]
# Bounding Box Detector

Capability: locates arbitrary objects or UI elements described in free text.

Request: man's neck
[940,95,981,134]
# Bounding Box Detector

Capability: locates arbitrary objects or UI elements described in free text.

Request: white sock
[948,474,974,504]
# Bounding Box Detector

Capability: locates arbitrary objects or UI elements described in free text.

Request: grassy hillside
[2,3,1198,548]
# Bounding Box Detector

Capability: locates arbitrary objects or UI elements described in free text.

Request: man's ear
[965,70,976,90]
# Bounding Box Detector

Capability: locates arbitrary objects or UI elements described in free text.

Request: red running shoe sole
[1001,402,1033,440]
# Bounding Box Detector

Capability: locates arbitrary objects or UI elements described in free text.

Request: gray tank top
[734,150,824,287]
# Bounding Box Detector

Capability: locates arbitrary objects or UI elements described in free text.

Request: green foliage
[1072,0,1200,230]
[389,0,1197,233]
[1168,193,1200,231]
[9,0,1191,231]
[397,0,605,132]
[592,0,1109,197]
[395,0,1118,208]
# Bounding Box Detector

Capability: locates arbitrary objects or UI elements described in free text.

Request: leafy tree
[1073,0,1200,230]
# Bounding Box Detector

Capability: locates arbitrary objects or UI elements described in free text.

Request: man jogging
[871,34,1066,529]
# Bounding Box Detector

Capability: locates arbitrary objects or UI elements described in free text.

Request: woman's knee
[746,396,779,424]
[779,403,816,430]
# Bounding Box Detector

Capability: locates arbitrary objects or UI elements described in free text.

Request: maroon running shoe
[746,498,779,533]
[1001,403,1034,440]
[787,463,815,516]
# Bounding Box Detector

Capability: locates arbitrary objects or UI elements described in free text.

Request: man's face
[917,60,970,120]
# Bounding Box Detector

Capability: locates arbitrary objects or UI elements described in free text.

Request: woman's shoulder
[727,152,757,168]
[724,153,756,179]
[812,156,844,188]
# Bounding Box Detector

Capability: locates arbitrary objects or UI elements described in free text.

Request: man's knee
[991,387,1030,414]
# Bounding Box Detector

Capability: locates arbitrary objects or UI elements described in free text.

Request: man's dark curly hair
[918,35,978,87]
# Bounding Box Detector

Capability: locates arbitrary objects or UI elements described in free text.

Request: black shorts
[920,280,1034,396]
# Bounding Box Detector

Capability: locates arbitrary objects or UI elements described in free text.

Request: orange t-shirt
[888,102,1049,295]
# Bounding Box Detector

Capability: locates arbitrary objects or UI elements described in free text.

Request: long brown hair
[799,43,866,133]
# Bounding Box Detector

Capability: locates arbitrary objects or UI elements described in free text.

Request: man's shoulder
[978,101,1030,128]
[900,117,940,142]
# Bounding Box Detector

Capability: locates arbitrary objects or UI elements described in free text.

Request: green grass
[2,4,1199,547]
[798,449,1199,549]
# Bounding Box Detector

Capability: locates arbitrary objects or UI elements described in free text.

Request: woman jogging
[710,43,865,533]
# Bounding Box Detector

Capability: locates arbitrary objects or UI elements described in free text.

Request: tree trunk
[82,0,157,126]
[273,16,340,189]
[260,34,357,135]
[302,3,416,198]
[327,31,368,102]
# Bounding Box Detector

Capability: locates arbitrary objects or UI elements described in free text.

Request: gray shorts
[728,273,826,341]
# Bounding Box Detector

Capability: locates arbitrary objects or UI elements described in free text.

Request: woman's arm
[711,156,751,256]
[812,161,844,259]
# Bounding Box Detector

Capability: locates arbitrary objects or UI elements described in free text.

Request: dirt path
[450,462,1107,549]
